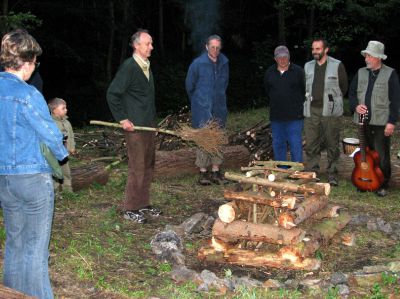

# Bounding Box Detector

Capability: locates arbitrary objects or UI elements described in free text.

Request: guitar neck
[358,121,366,162]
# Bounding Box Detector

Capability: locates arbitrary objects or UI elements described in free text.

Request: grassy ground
[1,107,400,298]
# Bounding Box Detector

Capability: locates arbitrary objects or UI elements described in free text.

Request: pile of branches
[228,121,273,161]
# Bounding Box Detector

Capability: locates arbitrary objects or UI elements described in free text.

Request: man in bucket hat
[349,41,400,197]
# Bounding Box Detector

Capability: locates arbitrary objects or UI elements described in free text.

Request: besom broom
[89,120,228,154]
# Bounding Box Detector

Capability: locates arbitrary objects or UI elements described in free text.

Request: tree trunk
[158,0,165,57]
[224,172,331,196]
[198,246,321,270]
[71,163,109,192]
[212,218,306,245]
[154,145,250,177]
[277,0,286,44]
[106,0,115,83]
[119,0,129,64]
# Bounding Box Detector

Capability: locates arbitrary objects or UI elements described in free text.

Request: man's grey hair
[206,34,222,46]
[130,29,150,47]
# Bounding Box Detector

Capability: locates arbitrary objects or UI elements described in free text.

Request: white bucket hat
[361,40,387,60]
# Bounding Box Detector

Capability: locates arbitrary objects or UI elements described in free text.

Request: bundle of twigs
[89,120,228,154]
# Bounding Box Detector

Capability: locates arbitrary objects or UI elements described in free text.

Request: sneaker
[376,188,387,197]
[123,210,147,223]
[328,175,338,187]
[198,171,212,186]
[139,205,162,217]
[211,170,228,185]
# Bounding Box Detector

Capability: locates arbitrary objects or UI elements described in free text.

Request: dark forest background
[2,0,400,125]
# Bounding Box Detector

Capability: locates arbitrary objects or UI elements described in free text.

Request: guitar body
[351,147,384,192]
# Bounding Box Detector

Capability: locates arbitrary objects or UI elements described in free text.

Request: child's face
[53,104,67,117]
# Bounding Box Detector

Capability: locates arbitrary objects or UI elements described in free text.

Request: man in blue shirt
[185,35,229,185]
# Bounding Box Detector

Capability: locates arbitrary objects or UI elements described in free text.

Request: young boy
[48,97,76,192]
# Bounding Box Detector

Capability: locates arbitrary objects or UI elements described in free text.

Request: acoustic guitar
[351,112,384,191]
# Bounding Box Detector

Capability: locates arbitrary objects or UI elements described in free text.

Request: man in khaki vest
[304,38,348,186]
[349,41,400,197]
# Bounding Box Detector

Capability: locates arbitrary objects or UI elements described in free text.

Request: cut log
[278,195,329,229]
[312,204,341,220]
[0,284,35,298]
[277,211,352,260]
[198,246,321,270]
[250,161,305,171]
[218,201,241,223]
[309,211,352,243]
[224,189,298,210]
[224,172,331,196]
[212,218,306,245]
[154,145,250,177]
[71,163,110,192]
[211,237,231,252]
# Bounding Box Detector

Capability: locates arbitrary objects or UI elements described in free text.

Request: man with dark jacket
[264,45,305,162]
[349,41,400,197]
[185,34,229,185]
[107,29,161,223]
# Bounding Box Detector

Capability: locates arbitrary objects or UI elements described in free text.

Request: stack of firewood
[198,161,352,270]
[228,121,273,161]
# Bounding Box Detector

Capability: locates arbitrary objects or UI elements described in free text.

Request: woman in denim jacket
[0,30,68,299]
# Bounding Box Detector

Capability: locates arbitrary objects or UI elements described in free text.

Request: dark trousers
[122,131,155,211]
[365,125,391,188]
[304,106,341,175]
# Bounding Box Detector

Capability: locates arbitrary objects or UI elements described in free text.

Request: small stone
[362,265,389,273]
[263,279,283,289]
[388,261,400,272]
[284,279,299,289]
[367,220,378,231]
[336,284,350,296]
[330,272,348,285]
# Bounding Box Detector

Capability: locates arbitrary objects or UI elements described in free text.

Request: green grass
[1,108,400,298]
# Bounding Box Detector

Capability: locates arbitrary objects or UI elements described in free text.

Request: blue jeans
[0,173,54,299]
[271,120,304,162]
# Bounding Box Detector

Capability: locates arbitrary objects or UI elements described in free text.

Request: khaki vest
[304,56,343,117]
[352,64,393,125]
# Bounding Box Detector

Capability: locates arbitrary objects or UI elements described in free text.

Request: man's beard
[313,52,323,61]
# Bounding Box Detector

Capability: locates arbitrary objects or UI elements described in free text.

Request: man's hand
[120,119,135,131]
[385,123,395,136]
[355,104,368,115]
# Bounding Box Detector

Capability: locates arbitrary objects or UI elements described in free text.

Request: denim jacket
[0,72,68,175]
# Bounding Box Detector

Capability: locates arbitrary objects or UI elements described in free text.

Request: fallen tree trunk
[198,246,321,270]
[224,172,331,196]
[154,145,250,177]
[71,163,110,192]
[212,218,306,245]
[278,195,329,229]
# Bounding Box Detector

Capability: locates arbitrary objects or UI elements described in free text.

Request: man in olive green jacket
[107,29,161,223]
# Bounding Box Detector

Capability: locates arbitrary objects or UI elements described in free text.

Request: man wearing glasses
[185,35,229,185]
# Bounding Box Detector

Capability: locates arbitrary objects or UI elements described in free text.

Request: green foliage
[326,286,340,299]
[0,11,42,35]
[315,249,324,260]
[381,272,398,286]
[0,226,6,244]
[370,282,385,299]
